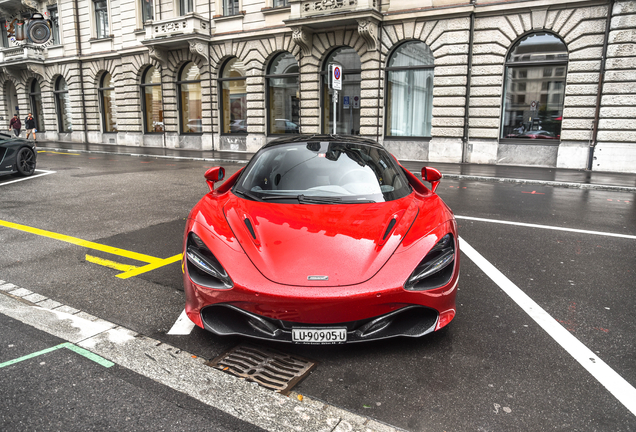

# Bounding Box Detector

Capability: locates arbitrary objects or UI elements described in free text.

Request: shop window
[266,52,299,135]
[29,81,45,132]
[141,66,164,133]
[321,47,361,135]
[501,32,568,140]
[178,62,202,134]
[54,76,72,133]
[99,73,117,132]
[385,41,434,138]
[219,58,247,134]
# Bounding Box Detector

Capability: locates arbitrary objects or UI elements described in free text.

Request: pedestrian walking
[9,114,21,137]
[25,113,36,142]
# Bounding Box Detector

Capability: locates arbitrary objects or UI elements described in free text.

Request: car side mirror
[421,167,442,193]
[204,167,225,192]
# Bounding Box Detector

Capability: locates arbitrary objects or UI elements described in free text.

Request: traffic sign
[329,64,342,91]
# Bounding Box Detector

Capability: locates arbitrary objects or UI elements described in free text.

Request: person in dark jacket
[9,114,21,137]
[25,113,36,141]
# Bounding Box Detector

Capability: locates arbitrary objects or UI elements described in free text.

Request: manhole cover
[206,343,317,395]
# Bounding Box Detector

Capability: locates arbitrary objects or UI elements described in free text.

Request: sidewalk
[37,140,636,192]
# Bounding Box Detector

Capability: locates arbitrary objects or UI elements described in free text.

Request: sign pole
[333,90,337,135]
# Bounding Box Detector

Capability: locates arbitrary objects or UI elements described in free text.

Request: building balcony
[286,0,380,26]
[0,44,45,67]
[143,13,211,47]
[285,0,381,55]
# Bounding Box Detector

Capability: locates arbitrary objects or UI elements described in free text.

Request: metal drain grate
[206,343,317,395]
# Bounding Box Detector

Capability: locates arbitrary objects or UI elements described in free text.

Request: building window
[180,0,193,15]
[266,52,299,135]
[141,0,153,22]
[141,66,164,133]
[219,58,247,134]
[1,20,9,48]
[29,80,45,132]
[273,0,288,7]
[54,76,72,133]
[385,41,434,138]
[321,47,361,135]
[99,73,117,132]
[94,0,109,39]
[178,62,202,134]
[47,6,60,45]
[223,0,239,16]
[501,32,568,140]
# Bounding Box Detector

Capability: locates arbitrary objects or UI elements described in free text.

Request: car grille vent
[206,343,317,395]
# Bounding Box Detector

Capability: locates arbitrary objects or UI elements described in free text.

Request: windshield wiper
[259,194,375,204]
[234,189,262,201]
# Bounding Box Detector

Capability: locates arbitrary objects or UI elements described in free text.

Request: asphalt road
[1,150,635,431]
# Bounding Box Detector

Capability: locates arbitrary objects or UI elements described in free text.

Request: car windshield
[234,141,412,203]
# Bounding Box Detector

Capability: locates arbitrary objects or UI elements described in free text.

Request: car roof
[262,134,384,149]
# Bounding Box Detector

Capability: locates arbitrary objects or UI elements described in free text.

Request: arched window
[321,47,361,134]
[386,41,434,137]
[178,62,202,134]
[54,76,72,133]
[29,80,44,132]
[99,72,117,132]
[141,66,164,133]
[501,32,568,140]
[219,58,247,134]
[266,52,299,135]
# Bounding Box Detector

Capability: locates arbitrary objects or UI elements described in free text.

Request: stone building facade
[1,0,635,172]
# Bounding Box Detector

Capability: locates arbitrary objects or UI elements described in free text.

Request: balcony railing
[291,0,378,19]
[144,13,210,40]
[0,44,45,63]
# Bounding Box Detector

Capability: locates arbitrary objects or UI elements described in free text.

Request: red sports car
[182,135,459,344]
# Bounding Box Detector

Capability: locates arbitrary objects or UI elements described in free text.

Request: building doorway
[322,47,361,135]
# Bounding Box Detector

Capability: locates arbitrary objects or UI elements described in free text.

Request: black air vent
[383,218,397,240]
[244,218,256,239]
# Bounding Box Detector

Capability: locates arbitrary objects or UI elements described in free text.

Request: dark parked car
[0,132,37,177]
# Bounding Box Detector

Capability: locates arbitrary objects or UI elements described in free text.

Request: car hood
[223,194,419,286]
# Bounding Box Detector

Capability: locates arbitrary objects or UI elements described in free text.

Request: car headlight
[186,233,233,289]
[404,234,455,291]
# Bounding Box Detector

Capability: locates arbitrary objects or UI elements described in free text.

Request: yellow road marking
[85,254,138,272]
[0,219,160,264]
[37,151,81,155]
[116,254,183,279]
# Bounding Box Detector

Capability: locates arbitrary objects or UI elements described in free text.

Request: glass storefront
[385,41,434,137]
[267,52,299,135]
[501,33,568,140]
[322,47,361,135]
[141,66,164,133]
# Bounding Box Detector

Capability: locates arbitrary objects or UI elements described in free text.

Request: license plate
[292,328,347,344]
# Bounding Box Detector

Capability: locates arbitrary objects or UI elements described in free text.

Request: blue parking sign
[343,96,350,109]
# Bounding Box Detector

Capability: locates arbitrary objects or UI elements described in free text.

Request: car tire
[16,147,36,176]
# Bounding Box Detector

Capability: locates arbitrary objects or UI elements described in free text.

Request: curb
[0,280,404,432]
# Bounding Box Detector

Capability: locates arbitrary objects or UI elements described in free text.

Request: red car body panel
[183,162,459,336]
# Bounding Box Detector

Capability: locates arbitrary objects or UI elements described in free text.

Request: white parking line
[0,169,56,186]
[459,237,636,417]
[167,309,196,335]
[456,215,636,240]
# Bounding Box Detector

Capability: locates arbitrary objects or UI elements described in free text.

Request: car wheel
[16,147,36,176]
